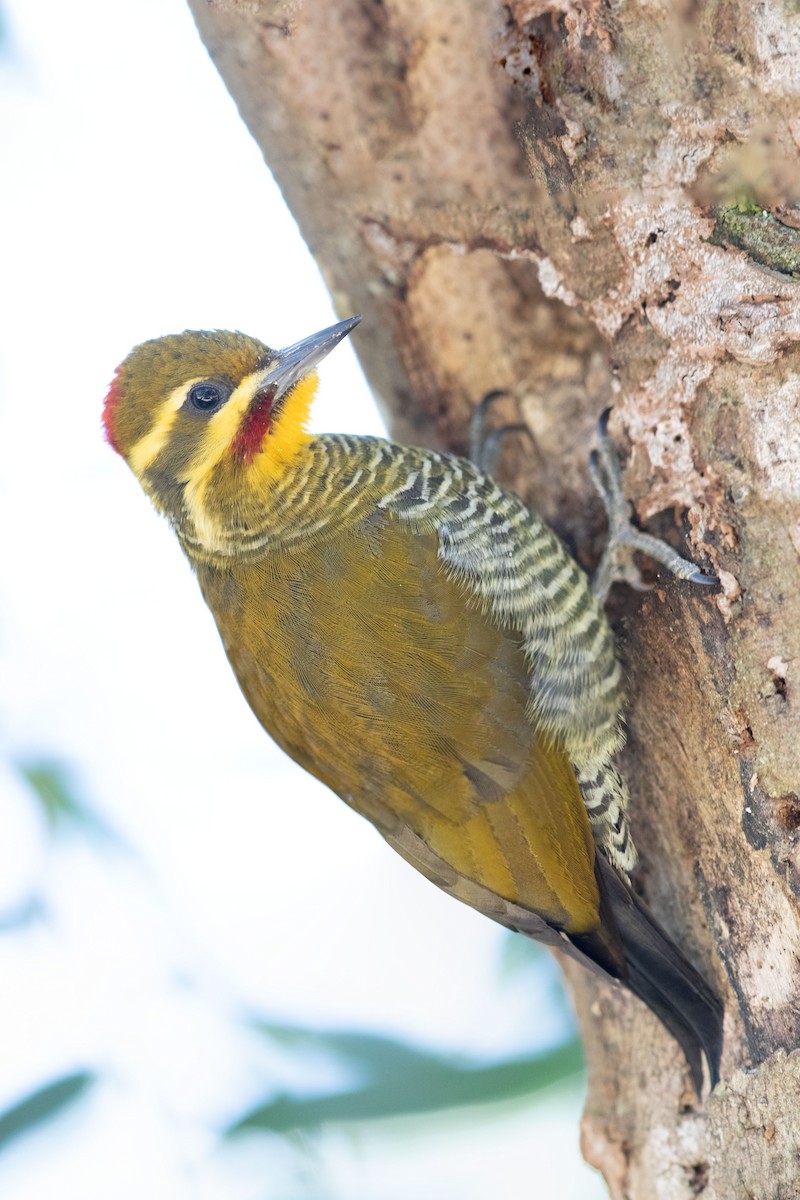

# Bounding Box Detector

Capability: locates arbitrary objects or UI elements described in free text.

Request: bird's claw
[470,391,534,476]
[590,410,719,602]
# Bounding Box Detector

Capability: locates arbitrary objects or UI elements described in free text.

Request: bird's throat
[246,372,317,480]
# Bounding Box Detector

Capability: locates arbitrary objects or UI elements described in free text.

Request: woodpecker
[103,315,723,1090]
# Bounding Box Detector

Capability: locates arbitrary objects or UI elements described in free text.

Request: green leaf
[0,1072,95,1152]
[226,1027,584,1135]
[17,760,119,844]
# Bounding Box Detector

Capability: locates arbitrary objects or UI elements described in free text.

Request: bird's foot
[469,390,531,477]
[589,408,718,603]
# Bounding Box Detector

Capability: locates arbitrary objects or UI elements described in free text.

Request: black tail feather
[572,856,723,1093]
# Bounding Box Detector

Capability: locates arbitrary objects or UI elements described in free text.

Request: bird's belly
[202,546,527,816]
[196,518,599,932]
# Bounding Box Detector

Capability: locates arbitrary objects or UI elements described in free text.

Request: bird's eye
[188,381,229,412]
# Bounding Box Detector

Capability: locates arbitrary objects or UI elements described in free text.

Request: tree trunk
[187,0,800,1192]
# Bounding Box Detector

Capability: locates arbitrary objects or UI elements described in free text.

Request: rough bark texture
[187,0,800,1193]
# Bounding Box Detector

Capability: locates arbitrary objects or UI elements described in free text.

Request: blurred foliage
[0,1072,95,1153]
[17,758,120,844]
[0,896,46,933]
[227,1024,584,1135]
[4,757,583,1159]
[0,762,102,1159]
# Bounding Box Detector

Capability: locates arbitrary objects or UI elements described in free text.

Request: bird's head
[103,316,361,551]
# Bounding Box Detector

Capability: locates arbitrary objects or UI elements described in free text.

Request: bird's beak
[255,315,362,402]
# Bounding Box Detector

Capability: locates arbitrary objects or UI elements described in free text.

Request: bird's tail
[570,855,723,1094]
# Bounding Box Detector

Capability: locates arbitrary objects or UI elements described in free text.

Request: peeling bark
[188,0,800,1192]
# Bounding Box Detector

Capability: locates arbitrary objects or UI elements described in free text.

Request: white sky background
[0,1,606,1196]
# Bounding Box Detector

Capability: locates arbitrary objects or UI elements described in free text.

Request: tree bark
[187,0,800,1193]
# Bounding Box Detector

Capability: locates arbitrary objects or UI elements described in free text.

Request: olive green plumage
[104,318,723,1091]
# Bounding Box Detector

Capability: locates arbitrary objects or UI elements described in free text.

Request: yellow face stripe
[180,371,260,484]
[249,371,317,484]
[128,382,197,477]
[175,370,266,553]
[180,367,319,491]
[132,363,320,554]
[178,366,313,554]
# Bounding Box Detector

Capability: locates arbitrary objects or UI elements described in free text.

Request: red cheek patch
[232,389,274,464]
[102,369,123,455]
